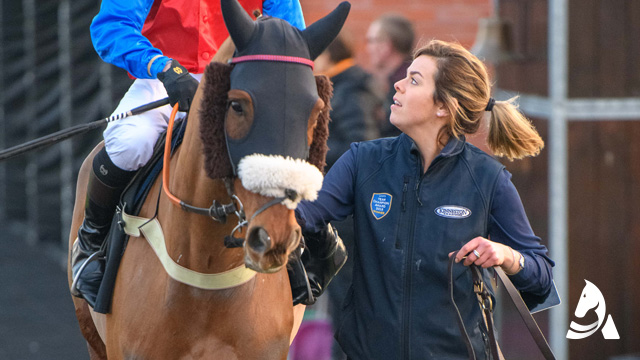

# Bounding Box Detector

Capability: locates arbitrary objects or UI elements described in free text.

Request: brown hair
[414,40,543,160]
[325,32,353,63]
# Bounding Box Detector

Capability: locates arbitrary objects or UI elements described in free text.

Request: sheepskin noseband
[237,154,323,209]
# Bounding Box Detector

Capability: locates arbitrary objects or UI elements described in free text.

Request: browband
[229,55,314,70]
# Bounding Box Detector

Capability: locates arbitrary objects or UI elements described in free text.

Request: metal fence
[0,0,132,249]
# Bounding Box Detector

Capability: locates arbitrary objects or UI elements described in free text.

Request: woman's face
[389,55,444,132]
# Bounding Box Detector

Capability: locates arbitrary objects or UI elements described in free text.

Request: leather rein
[161,104,286,248]
[448,251,556,360]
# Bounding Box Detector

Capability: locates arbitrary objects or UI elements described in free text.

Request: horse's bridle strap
[229,55,314,70]
[162,104,243,226]
[121,210,257,290]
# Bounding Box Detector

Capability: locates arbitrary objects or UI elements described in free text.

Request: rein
[448,251,556,360]
[162,104,286,246]
[162,105,241,225]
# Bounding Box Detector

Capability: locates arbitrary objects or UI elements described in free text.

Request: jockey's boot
[290,223,347,305]
[71,148,135,307]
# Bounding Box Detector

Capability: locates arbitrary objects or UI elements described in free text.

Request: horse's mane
[199,62,332,179]
[308,74,331,174]
[199,62,234,179]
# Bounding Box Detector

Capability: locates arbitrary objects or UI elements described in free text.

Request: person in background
[296,39,554,359]
[314,30,381,360]
[315,31,381,169]
[70,0,305,306]
[365,13,415,138]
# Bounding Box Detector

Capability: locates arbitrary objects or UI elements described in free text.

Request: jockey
[71,0,305,303]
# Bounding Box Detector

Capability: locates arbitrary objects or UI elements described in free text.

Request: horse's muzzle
[247,226,271,254]
[244,225,301,273]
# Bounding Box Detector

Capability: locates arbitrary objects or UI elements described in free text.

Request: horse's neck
[159,112,244,273]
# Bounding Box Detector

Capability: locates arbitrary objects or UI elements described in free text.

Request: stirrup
[70,251,103,297]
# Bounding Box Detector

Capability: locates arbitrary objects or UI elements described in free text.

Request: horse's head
[200,0,349,273]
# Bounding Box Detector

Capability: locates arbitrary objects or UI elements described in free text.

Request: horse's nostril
[247,227,271,253]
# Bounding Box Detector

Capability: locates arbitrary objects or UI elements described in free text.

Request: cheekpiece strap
[229,55,314,70]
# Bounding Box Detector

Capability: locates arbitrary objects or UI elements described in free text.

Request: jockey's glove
[157,60,199,112]
[290,223,348,306]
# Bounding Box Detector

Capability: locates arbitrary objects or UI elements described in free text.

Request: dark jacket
[296,134,554,360]
[379,60,411,138]
[326,64,380,168]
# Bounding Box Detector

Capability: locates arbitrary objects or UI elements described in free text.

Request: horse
[66,1,350,358]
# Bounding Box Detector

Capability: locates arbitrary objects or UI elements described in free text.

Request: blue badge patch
[371,193,392,220]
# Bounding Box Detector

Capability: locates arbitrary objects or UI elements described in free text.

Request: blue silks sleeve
[262,0,306,30]
[488,169,555,297]
[90,0,169,79]
[91,0,305,79]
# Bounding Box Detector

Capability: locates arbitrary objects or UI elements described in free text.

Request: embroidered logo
[434,205,471,219]
[99,164,108,176]
[370,193,392,220]
[566,280,619,340]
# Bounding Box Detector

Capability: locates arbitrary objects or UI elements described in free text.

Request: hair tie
[485,98,496,112]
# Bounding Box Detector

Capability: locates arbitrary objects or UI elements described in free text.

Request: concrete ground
[0,221,88,360]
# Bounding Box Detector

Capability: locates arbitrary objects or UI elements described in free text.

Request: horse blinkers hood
[221,0,350,174]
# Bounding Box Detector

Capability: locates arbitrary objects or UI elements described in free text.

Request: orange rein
[159,104,243,224]
[162,104,183,207]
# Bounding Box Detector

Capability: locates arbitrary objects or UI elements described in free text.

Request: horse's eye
[229,101,244,114]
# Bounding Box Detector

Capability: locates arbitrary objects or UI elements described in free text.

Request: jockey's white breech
[103,73,203,171]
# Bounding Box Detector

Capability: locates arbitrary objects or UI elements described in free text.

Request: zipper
[400,167,424,359]
[395,176,411,250]
[414,181,423,207]
[400,186,418,360]
[401,176,409,212]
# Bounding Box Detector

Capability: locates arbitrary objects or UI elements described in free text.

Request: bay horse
[66,1,350,358]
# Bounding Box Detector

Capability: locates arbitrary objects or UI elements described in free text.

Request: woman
[296,39,554,359]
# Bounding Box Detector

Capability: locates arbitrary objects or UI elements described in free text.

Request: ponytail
[414,40,544,160]
[487,96,544,160]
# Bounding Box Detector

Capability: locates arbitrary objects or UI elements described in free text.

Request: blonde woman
[297,39,554,359]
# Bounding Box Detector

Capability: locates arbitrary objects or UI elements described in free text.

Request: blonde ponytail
[487,96,544,160]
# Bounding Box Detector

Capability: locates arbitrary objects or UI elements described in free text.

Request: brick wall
[299,0,491,72]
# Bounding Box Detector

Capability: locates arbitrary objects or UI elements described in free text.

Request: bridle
[162,104,291,248]
[161,55,317,246]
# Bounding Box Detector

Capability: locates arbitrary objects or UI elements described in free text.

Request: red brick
[300,0,490,68]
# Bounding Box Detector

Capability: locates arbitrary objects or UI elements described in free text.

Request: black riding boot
[290,223,348,306]
[71,148,135,306]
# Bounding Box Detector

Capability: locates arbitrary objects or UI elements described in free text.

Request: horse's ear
[200,62,234,179]
[302,2,351,60]
[308,75,333,173]
[221,0,256,52]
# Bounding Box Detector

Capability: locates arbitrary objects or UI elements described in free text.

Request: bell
[471,17,517,64]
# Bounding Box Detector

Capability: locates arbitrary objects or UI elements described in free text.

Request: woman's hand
[448,236,520,273]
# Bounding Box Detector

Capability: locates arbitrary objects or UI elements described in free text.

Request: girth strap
[121,210,256,290]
